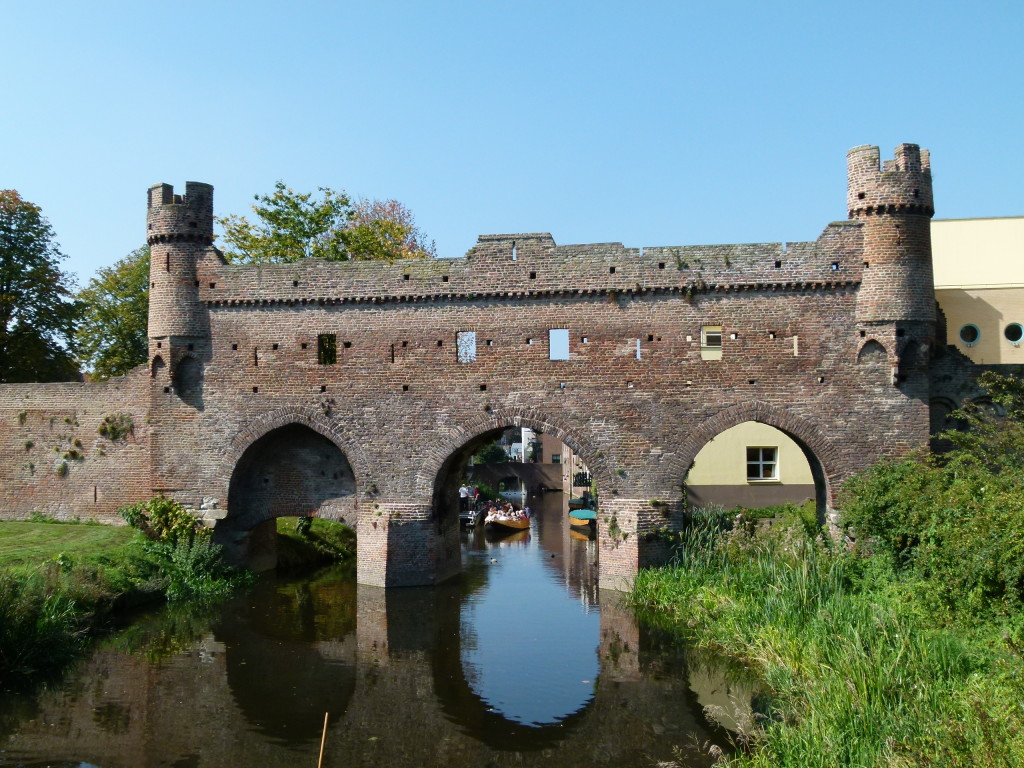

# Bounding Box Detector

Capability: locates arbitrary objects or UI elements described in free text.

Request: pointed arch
[672,401,842,516]
[413,404,614,499]
[222,406,370,489]
[857,338,888,363]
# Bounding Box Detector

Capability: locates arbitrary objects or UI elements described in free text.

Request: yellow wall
[932,217,1024,365]
[936,287,1024,364]
[932,217,1024,290]
[687,421,813,485]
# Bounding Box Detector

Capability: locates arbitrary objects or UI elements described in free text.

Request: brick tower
[146,182,213,397]
[848,144,935,327]
[848,145,936,390]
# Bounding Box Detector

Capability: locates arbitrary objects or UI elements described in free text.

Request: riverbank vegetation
[0,501,354,690]
[634,372,1024,767]
[276,515,356,571]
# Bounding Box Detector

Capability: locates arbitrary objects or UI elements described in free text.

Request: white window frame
[746,446,779,482]
[701,325,723,361]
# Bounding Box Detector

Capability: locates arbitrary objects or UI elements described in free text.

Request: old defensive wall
[0,143,985,590]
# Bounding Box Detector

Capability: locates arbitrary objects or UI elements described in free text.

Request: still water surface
[0,496,742,767]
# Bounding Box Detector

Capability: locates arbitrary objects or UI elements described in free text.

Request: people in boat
[485,503,528,523]
[459,484,470,511]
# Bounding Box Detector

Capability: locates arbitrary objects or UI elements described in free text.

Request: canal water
[0,494,747,767]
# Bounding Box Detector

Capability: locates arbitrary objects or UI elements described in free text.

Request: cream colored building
[932,217,1024,364]
[687,216,1024,510]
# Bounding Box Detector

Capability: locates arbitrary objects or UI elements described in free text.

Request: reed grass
[633,510,1024,767]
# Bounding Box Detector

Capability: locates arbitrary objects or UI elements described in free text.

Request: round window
[959,324,980,345]
[1005,323,1024,343]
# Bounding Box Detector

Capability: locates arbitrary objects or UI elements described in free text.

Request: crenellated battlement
[847,144,933,219]
[147,182,214,244]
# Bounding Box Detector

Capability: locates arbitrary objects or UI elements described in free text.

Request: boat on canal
[568,508,597,529]
[485,515,530,531]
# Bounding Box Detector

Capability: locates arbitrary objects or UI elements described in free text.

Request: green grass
[0,512,353,689]
[633,511,1024,767]
[275,517,355,571]
[0,520,136,571]
[0,510,256,689]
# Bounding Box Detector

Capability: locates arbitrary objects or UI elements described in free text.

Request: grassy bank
[275,516,356,572]
[634,511,1024,766]
[0,519,169,688]
[0,507,355,690]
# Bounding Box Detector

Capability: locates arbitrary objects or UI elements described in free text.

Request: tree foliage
[0,190,79,382]
[75,246,150,379]
[842,371,1024,629]
[219,182,351,263]
[346,197,436,260]
[218,182,435,263]
[473,442,508,464]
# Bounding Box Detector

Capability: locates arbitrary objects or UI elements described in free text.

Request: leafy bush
[842,372,1024,630]
[120,496,211,545]
[120,497,252,603]
[160,536,249,601]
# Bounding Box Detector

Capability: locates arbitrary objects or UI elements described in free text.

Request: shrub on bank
[0,499,255,689]
[119,497,255,601]
[843,372,1024,635]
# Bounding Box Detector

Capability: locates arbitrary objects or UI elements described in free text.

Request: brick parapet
[196,222,864,307]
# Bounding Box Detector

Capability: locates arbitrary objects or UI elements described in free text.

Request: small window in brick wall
[318,334,337,365]
[457,331,477,363]
[700,326,723,361]
[549,329,570,361]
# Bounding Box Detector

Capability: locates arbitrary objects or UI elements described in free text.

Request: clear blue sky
[3,1,1021,285]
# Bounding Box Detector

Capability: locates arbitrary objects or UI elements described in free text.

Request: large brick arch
[672,401,842,511]
[413,404,616,499]
[223,406,371,494]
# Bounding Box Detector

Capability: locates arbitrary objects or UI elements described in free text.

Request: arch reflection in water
[0,515,735,767]
[215,570,358,743]
[442,493,598,741]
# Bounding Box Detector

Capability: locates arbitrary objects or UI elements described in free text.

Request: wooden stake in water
[317,712,329,768]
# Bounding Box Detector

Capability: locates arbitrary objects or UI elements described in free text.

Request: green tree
[473,442,508,464]
[346,198,436,260]
[0,190,79,382]
[219,182,352,264]
[218,182,435,263]
[75,246,150,379]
